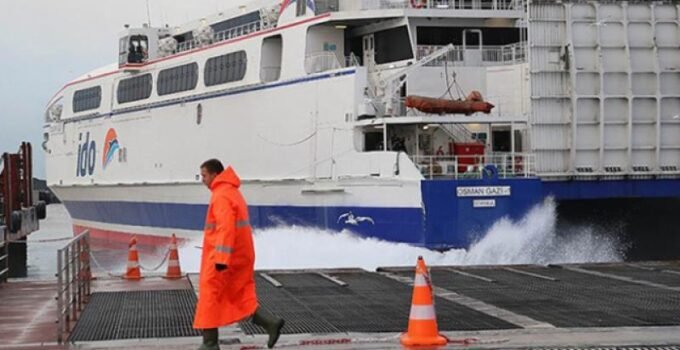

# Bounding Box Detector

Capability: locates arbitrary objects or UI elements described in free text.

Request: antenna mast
[146,0,152,26]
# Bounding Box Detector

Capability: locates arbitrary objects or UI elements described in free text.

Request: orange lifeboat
[405,91,494,115]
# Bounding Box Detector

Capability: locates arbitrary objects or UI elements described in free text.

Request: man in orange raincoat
[194,159,285,349]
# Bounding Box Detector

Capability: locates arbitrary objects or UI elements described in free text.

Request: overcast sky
[0,0,245,177]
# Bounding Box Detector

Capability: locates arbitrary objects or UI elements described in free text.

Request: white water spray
[179,198,624,272]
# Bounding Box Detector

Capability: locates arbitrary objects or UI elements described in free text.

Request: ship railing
[176,19,273,54]
[304,52,362,74]
[411,152,535,179]
[417,42,527,67]
[176,38,199,53]
[214,20,263,42]
[344,0,524,11]
[56,231,91,344]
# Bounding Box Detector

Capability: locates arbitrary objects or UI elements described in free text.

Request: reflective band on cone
[414,273,429,287]
[409,305,437,320]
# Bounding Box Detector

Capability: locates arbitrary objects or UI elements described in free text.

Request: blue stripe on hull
[62,201,425,245]
[61,178,680,249]
[63,201,207,231]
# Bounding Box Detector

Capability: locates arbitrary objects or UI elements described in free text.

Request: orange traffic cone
[400,256,447,347]
[123,236,142,280]
[164,234,183,279]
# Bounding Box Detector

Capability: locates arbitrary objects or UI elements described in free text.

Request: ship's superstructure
[43,0,680,248]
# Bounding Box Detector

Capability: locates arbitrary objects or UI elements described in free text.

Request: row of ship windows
[72,51,247,113]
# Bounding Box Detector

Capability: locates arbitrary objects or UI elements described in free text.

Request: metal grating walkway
[69,290,200,342]
[382,264,680,328]
[239,271,518,335]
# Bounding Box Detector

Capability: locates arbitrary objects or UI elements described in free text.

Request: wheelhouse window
[117,74,153,104]
[157,63,199,96]
[73,86,102,113]
[204,51,247,87]
[119,35,149,66]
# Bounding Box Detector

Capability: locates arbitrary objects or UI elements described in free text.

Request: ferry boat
[43,0,680,250]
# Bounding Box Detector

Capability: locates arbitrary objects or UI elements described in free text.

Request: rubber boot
[252,308,285,348]
[198,328,219,350]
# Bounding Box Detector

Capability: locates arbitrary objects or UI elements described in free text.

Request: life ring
[435,146,445,156]
[410,0,426,8]
[482,165,498,179]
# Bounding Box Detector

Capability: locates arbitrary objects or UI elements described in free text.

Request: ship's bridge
[117,25,171,69]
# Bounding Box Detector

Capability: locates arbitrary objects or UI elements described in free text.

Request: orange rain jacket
[193,167,258,329]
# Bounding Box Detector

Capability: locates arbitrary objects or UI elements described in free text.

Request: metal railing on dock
[56,231,91,344]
